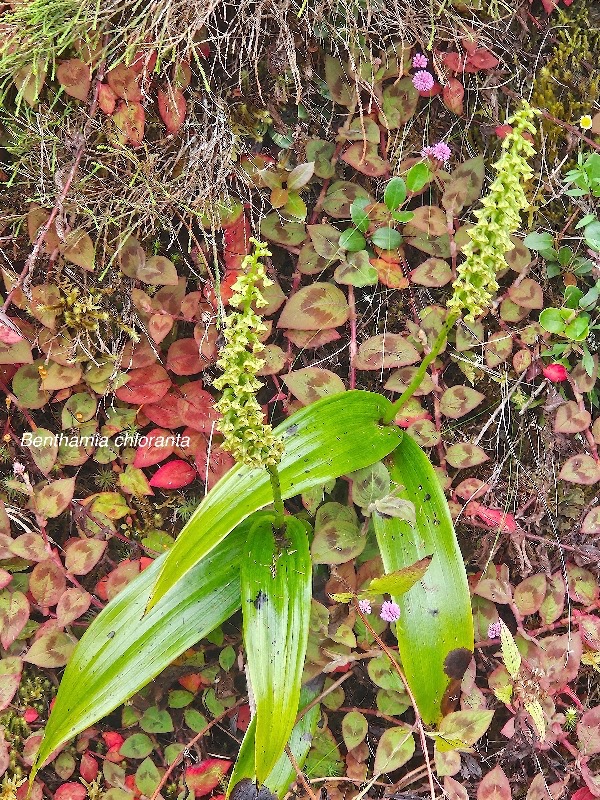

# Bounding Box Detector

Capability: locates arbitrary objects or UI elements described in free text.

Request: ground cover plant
[1,3,600,800]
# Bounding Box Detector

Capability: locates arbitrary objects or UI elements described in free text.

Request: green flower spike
[214,238,285,470]
[448,101,537,322]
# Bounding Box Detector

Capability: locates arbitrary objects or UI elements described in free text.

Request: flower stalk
[214,239,285,481]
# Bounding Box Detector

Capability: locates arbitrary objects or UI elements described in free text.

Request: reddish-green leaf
[65,539,107,575]
[30,477,75,519]
[283,367,345,405]
[277,283,349,330]
[559,454,600,485]
[379,78,419,129]
[29,560,66,606]
[554,402,592,434]
[442,157,485,216]
[57,59,91,100]
[355,334,420,370]
[440,386,486,418]
[24,631,76,668]
[0,657,22,711]
[477,766,511,800]
[410,258,453,287]
[158,87,187,134]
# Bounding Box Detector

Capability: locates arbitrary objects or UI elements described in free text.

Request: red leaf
[473,505,517,533]
[185,759,232,797]
[0,318,24,344]
[23,708,39,723]
[133,428,176,468]
[194,438,235,491]
[106,64,142,102]
[443,78,464,115]
[54,784,87,800]
[130,50,158,75]
[140,391,185,428]
[572,789,595,800]
[98,83,117,115]
[543,363,568,382]
[178,673,206,693]
[102,731,124,750]
[158,87,187,135]
[495,125,513,139]
[223,213,251,271]
[177,383,220,432]
[466,49,499,70]
[115,364,171,405]
[442,52,464,72]
[166,338,207,375]
[149,460,196,489]
[80,752,99,783]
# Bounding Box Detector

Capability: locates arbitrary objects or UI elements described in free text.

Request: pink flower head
[412,70,435,92]
[412,53,428,69]
[358,599,372,615]
[432,142,451,161]
[543,363,568,382]
[420,145,435,159]
[380,600,401,623]
[487,621,502,639]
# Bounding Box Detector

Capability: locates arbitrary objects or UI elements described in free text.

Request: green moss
[531,3,600,155]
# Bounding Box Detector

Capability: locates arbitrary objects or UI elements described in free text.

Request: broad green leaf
[339,228,367,252]
[406,162,431,193]
[242,517,312,782]
[228,680,322,797]
[523,232,554,252]
[147,391,403,610]
[350,197,370,233]
[30,518,263,779]
[384,177,407,211]
[370,227,402,250]
[373,434,473,724]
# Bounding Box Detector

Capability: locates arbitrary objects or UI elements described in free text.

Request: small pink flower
[420,145,435,158]
[432,142,451,161]
[380,600,401,623]
[412,53,428,69]
[358,599,372,614]
[543,363,568,382]
[487,621,502,639]
[412,70,435,92]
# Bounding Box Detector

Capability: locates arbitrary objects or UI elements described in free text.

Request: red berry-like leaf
[149,460,196,489]
[185,759,232,797]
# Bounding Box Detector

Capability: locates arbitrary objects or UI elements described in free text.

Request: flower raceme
[447,101,537,321]
[214,239,285,470]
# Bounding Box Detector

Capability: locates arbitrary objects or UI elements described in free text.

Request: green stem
[383,312,460,424]
[268,465,285,530]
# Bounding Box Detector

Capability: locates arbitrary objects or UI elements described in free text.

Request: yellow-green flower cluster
[447,102,537,322]
[214,239,285,469]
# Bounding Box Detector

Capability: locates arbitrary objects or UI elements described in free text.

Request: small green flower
[214,239,285,469]
[448,101,537,322]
